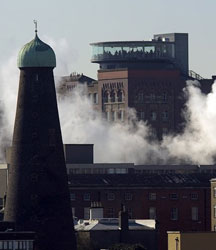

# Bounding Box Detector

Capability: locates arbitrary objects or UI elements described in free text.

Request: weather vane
[33,20,38,34]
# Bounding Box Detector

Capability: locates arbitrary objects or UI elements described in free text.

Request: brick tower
[4,27,77,250]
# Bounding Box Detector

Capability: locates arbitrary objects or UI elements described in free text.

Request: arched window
[117,90,123,102]
[110,90,116,103]
[103,91,109,103]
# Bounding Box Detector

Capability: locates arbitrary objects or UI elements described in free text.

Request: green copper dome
[17,34,56,68]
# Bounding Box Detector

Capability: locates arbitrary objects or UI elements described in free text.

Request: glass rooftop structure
[91,40,175,63]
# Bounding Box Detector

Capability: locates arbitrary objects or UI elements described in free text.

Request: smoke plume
[1,39,216,164]
[58,81,216,165]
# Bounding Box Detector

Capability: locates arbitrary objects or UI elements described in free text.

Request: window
[150,94,155,101]
[107,192,115,201]
[214,225,216,231]
[138,111,145,120]
[171,208,178,220]
[117,90,123,102]
[84,207,90,219]
[162,127,168,134]
[192,207,198,221]
[151,111,157,121]
[70,193,76,201]
[214,187,216,198]
[214,205,216,218]
[140,111,145,119]
[149,193,156,200]
[162,92,167,101]
[83,193,91,201]
[93,93,98,104]
[125,192,132,201]
[107,207,114,218]
[110,91,116,102]
[170,193,178,200]
[191,193,198,200]
[137,91,144,103]
[149,207,156,219]
[103,91,109,103]
[162,111,168,121]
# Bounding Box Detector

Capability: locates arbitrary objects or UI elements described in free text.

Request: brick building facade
[59,33,215,139]
[68,173,214,250]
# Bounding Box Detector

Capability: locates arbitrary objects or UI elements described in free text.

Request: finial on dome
[33,20,38,35]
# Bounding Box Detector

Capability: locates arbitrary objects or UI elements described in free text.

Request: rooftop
[75,218,155,231]
[68,173,216,188]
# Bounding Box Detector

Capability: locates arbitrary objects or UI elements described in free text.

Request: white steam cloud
[0,38,216,164]
[58,82,216,165]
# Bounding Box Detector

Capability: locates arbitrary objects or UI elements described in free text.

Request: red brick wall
[70,186,211,250]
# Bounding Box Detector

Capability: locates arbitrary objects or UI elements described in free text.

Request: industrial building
[59,33,215,140]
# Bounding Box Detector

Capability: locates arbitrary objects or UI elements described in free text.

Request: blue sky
[1,0,216,79]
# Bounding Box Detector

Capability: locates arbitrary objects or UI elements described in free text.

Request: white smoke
[1,39,216,164]
[162,81,216,164]
[0,53,19,160]
[58,81,216,165]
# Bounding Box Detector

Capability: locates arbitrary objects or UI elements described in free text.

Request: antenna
[33,20,38,34]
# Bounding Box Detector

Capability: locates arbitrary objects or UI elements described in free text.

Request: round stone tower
[4,30,77,250]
